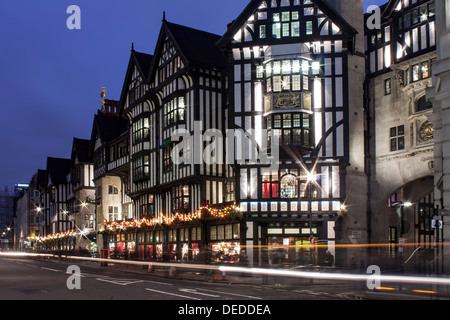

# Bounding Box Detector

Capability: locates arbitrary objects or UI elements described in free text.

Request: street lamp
[306,169,318,236]
[396,201,414,237]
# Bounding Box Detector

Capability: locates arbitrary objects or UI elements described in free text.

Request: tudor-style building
[41,157,72,248]
[122,21,229,216]
[217,0,367,265]
[365,0,437,256]
[109,20,241,262]
[66,138,96,251]
[99,0,370,267]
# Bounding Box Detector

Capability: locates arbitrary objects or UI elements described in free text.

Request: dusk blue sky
[0,0,387,189]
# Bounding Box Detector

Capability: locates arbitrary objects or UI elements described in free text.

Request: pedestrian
[323,250,334,267]
[239,249,249,266]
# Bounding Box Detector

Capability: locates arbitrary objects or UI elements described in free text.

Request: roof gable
[148,20,227,82]
[165,21,227,70]
[90,112,128,148]
[45,157,71,185]
[217,0,358,48]
[71,138,92,165]
[119,49,153,111]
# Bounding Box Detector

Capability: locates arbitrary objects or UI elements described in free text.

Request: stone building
[365,0,437,265]
[427,0,450,272]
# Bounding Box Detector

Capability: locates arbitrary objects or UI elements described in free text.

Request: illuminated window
[385,78,392,95]
[292,75,301,91]
[133,155,150,180]
[262,169,279,198]
[163,96,186,128]
[260,25,266,39]
[273,76,282,92]
[273,23,281,38]
[291,21,300,36]
[133,117,150,144]
[306,21,313,35]
[304,7,314,16]
[421,61,429,79]
[412,64,420,82]
[266,113,311,147]
[280,174,298,198]
[172,185,190,211]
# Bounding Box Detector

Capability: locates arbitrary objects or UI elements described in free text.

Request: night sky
[0,0,387,189]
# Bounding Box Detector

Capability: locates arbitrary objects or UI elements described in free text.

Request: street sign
[431,216,443,229]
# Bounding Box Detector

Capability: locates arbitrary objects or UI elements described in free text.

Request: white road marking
[179,288,220,297]
[144,279,173,286]
[145,288,201,300]
[96,278,144,286]
[40,267,62,272]
[195,287,263,300]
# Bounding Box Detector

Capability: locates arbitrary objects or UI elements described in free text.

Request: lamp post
[306,170,318,265]
[400,201,413,238]
[306,170,317,236]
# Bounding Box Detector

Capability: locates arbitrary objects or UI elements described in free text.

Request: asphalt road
[0,255,448,305]
[0,256,352,301]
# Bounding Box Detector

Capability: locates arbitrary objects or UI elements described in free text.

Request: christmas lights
[101,203,241,234]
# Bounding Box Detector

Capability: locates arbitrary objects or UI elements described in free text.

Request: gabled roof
[36,169,46,189]
[133,50,153,79]
[46,157,71,185]
[147,20,227,83]
[90,111,128,147]
[164,21,227,71]
[29,169,46,189]
[217,0,358,48]
[71,138,92,164]
[118,49,153,112]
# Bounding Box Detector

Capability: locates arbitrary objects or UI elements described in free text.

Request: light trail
[218,266,450,286]
[241,242,450,249]
[3,251,450,288]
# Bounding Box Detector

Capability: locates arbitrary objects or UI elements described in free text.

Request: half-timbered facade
[43,157,71,242]
[217,0,366,265]
[122,22,229,218]
[66,138,96,251]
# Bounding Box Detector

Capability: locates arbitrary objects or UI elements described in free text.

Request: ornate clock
[419,121,434,141]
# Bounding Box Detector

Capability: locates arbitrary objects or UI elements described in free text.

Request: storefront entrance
[268,236,318,267]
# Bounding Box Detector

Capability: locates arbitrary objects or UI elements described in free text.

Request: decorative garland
[101,203,241,234]
[39,204,242,239]
[40,230,77,242]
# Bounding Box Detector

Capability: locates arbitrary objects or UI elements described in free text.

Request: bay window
[163,96,186,129]
[133,117,149,144]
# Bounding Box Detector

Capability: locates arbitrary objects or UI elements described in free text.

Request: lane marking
[179,288,220,298]
[96,278,144,286]
[145,288,201,300]
[144,280,173,286]
[195,288,263,300]
[40,267,62,272]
